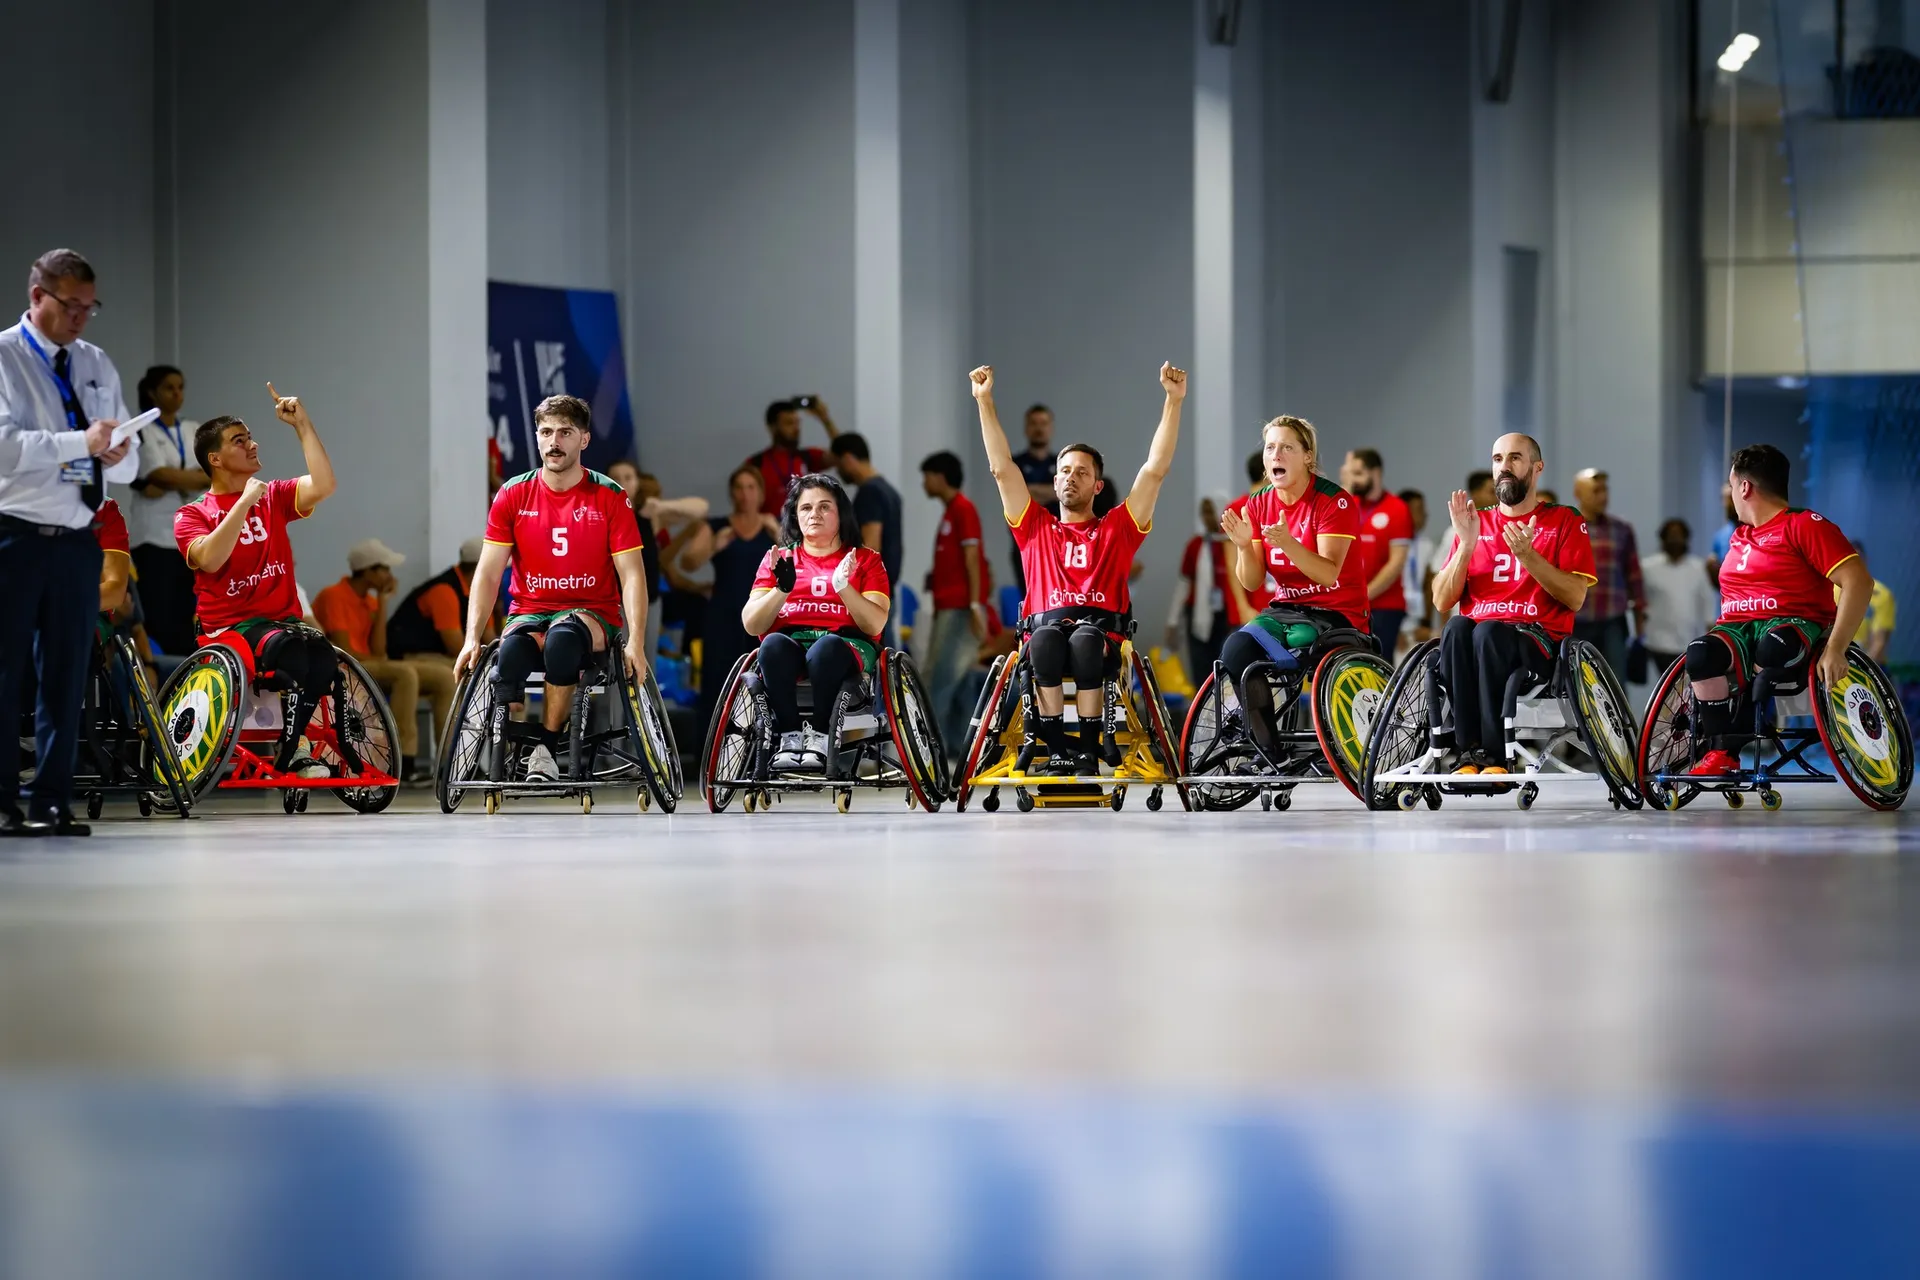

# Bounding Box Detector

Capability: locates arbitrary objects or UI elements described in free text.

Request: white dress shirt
[1642,553,1718,654]
[123,415,201,549]
[0,313,136,528]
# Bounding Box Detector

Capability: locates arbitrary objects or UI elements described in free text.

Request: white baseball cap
[347,538,406,573]
[459,535,486,565]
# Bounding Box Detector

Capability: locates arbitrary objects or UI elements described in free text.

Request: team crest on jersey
[1337,497,1348,508]
[1370,511,1389,529]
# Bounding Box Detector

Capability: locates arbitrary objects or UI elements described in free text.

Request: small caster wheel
[137,794,153,817]
[282,789,299,815]
[1516,783,1538,812]
[1424,786,1443,810]
[835,788,852,814]
[580,792,594,814]
[86,792,104,820]
[1760,789,1783,811]
[1275,790,1292,811]
[1260,791,1273,812]
[1016,789,1035,813]
[1725,791,1744,810]
[1396,788,1419,811]
[1610,795,1622,810]
[637,789,651,813]
[1110,787,1126,812]
[295,790,309,813]
[983,790,1000,813]
[1659,789,1680,811]
[1146,788,1163,812]
[485,791,500,815]
[743,791,758,814]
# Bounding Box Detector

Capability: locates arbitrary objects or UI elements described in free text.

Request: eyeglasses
[39,289,102,319]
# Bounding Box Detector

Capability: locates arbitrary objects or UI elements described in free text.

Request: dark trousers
[1437,615,1555,755]
[757,632,861,733]
[1369,608,1405,656]
[131,543,198,656]
[0,525,104,818]
[1572,614,1629,683]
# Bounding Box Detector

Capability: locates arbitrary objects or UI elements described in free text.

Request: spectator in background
[388,536,494,661]
[1537,488,1560,506]
[1170,491,1269,680]
[1006,404,1057,593]
[680,466,780,743]
[1641,518,1717,677]
[1467,470,1496,509]
[1245,451,1265,493]
[607,458,708,665]
[743,397,840,515]
[1398,488,1435,651]
[1707,484,1738,588]
[920,450,986,756]
[125,364,205,656]
[313,539,456,784]
[1571,467,1646,679]
[1339,448,1416,653]
[831,433,904,647]
[1847,541,1895,663]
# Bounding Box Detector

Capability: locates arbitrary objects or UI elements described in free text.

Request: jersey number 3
[1063,543,1090,570]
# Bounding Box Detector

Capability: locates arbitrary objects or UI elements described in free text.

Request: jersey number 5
[1492,552,1527,584]
[551,528,569,557]
[235,514,269,547]
[1063,544,1090,570]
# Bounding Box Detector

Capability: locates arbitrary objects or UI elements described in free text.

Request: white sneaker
[524,743,558,783]
[800,725,830,764]
[288,735,329,779]
[773,731,806,770]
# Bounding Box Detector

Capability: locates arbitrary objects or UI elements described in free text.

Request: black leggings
[252,623,338,766]
[1026,622,1108,690]
[1683,626,1812,742]
[1436,616,1555,755]
[493,616,595,703]
[758,632,861,733]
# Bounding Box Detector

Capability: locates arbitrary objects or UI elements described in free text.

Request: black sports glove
[773,553,797,592]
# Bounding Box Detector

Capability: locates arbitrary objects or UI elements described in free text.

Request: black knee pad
[1067,625,1108,689]
[493,630,544,698]
[541,616,594,686]
[1755,626,1810,672]
[1685,635,1731,680]
[1026,625,1068,686]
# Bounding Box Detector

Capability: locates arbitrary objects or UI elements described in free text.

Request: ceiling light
[1717,33,1760,72]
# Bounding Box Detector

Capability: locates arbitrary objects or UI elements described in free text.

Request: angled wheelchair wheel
[620,658,683,813]
[1131,648,1191,810]
[1178,672,1259,812]
[880,649,947,812]
[155,644,248,803]
[955,652,1018,812]
[322,649,402,813]
[1813,643,1911,811]
[1309,647,1393,800]
[701,653,758,813]
[1563,639,1643,808]
[1636,654,1700,812]
[1362,638,1438,811]
[436,643,497,813]
[115,638,193,817]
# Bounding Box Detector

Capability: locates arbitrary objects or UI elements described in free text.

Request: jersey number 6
[551,528,569,556]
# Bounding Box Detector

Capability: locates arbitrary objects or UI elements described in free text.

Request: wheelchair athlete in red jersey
[971,360,1183,775]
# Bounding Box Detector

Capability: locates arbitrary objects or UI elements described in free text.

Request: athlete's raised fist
[968,366,994,399]
[266,382,311,430]
[1220,505,1254,547]
[1160,362,1187,399]
[772,551,797,593]
[1447,489,1477,541]
[240,477,270,509]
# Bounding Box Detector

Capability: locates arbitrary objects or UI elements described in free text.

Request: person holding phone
[742,396,841,514]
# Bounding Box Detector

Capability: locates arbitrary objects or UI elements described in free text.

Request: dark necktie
[53,348,103,511]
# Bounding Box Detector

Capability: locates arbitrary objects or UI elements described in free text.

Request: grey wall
[618,0,858,506]
[170,0,434,594]
[969,0,1196,626]
[1265,0,1475,515]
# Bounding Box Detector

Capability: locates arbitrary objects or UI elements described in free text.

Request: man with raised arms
[1430,433,1597,774]
[971,361,1185,771]
[456,394,648,784]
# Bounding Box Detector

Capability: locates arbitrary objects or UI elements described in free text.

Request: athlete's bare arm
[971,367,1032,522]
[1431,490,1478,613]
[1823,556,1874,687]
[1259,521,1348,587]
[186,478,270,572]
[1503,517,1589,612]
[613,549,650,679]
[1123,363,1186,527]
[741,551,792,637]
[454,542,513,678]
[265,384,336,515]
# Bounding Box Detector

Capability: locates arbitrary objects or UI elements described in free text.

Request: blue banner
[487,281,634,482]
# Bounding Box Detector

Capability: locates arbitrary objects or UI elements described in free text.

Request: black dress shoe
[29,811,89,837]
[0,811,51,838]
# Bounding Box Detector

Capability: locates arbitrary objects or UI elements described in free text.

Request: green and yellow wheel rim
[1578,656,1637,780]
[1825,662,1901,796]
[162,660,236,785]
[1320,656,1390,775]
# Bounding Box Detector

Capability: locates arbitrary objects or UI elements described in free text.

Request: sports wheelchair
[64,634,194,819]
[1362,635,1642,812]
[954,626,1187,813]
[700,645,946,813]
[436,632,681,814]
[1637,641,1910,812]
[156,631,402,813]
[1177,627,1391,811]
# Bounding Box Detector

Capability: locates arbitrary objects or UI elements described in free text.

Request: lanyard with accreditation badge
[18,322,96,486]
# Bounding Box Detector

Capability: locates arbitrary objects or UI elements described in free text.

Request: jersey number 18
[1063,543,1089,569]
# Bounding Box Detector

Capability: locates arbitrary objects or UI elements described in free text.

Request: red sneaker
[1687,749,1741,777]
